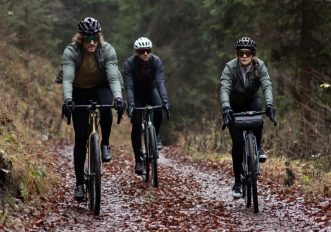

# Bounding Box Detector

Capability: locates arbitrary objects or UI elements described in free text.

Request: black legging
[228,96,263,184]
[131,88,162,160]
[72,85,113,186]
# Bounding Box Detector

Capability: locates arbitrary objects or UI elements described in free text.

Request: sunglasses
[238,50,252,57]
[83,35,99,43]
[137,49,151,55]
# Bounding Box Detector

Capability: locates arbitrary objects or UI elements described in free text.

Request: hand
[266,104,276,124]
[114,98,126,115]
[127,103,135,118]
[63,98,75,118]
[162,100,170,120]
[222,106,233,128]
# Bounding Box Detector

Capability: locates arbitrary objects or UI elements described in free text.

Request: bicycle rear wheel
[247,134,259,213]
[88,133,101,216]
[148,126,158,187]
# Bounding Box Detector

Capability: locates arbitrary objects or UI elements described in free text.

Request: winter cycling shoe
[258,149,267,163]
[74,185,84,202]
[157,136,163,150]
[135,159,145,176]
[232,182,242,199]
[102,145,112,162]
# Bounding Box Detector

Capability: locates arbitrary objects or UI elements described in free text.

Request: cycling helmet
[134,37,152,50]
[235,37,256,52]
[77,17,101,36]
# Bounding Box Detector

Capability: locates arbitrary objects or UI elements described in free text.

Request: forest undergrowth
[182,114,331,201]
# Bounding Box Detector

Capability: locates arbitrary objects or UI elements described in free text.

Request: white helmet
[134,37,152,50]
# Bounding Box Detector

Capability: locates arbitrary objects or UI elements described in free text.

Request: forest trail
[6,143,330,231]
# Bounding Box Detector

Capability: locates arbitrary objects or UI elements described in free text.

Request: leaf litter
[4,143,330,231]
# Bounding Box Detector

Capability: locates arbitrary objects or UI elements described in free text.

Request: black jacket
[123,54,168,105]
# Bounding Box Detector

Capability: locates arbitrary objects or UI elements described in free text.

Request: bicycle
[134,105,169,187]
[63,101,123,216]
[223,111,276,213]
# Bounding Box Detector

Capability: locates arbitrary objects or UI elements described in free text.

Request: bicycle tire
[89,133,101,216]
[248,134,259,213]
[243,138,252,208]
[144,129,150,183]
[148,126,158,187]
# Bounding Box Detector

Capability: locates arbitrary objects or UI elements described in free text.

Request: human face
[136,48,151,62]
[238,49,253,67]
[82,35,98,53]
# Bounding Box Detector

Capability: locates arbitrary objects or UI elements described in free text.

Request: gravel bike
[232,111,276,213]
[134,105,169,187]
[64,101,122,215]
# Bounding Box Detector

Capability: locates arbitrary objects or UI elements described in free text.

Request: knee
[100,109,112,120]
[232,141,244,155]
[131,120,141,133]
[154,108,162,120]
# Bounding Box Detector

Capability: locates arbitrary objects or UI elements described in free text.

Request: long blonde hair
[72,33,105,46]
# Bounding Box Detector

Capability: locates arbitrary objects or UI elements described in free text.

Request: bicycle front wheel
[144,129,150,183]
[243,138,251,208]
[241,162,251,208]
[148,126,158,187]
[243,172,252,208]
[89,133,101,216]
[247,134,259,213]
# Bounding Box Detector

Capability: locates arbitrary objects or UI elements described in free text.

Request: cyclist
[123,37,170,175]
[220,36,276,199]
[59,17,125,201]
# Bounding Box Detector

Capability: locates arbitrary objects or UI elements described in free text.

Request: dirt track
[6,143,330,231]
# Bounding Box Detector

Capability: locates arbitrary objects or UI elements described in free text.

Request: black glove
[63,98,75,118]
[162,100,170,120]
[266,104,276,124]
[127,103,134,118]
[222,106,233,128]
[114,98,126,115]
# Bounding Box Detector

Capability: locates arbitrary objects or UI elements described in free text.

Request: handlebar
[134,105,170,120]
[232,111,266,117]
[221,110,277,130]
[134,105,162,110]
[62,102,124,125]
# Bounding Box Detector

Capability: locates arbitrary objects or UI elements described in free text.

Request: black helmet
[235,37,256,52]
[77,17,101,36]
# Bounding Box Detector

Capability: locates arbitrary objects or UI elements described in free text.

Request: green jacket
[220,58,273,109]
[55,41,123,100]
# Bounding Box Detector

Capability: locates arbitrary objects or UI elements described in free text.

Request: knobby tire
[148,126,158,187]
[248,134,259,213]
[144,130,150,183]
[243,137,252,208]
[89,133,101,216]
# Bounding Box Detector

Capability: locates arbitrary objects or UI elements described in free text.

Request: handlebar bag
[234,115,263,130]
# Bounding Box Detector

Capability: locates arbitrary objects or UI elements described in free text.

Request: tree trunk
[299,0,313,157]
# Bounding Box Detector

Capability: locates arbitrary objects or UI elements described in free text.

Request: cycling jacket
[123,54,168,106]
[220,58,273,109]
[56,41,123,100]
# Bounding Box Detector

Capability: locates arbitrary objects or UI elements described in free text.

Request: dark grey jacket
[123,54,168,105]
[220,58,273,109]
